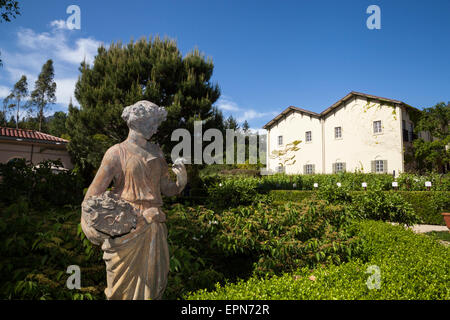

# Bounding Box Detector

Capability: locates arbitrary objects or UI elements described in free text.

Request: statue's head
[121,100,167,140]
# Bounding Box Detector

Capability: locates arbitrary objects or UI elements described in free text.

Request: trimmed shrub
[394,191,450,225]
[186,220,450,300]
[269,190,315,204]
[202,172,450,192]
[349,190,419,226]
[269,190,450,225]
[207,178,262,208]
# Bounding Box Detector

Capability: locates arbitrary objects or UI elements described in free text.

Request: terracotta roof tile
[0,127,68,144]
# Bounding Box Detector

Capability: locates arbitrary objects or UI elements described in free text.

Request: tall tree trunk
[39,107,43,131]
[16,98,19,129]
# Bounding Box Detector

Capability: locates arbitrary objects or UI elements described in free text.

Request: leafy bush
[268,190,315,204]
[206,178,262,208]
[394,191,450,225]
[0,203,105,300]
[186,220,450,300]
[269,190,449,225]
[349,190,419,226]
[206,200,361,276]
[0,159,84,208]
[317,184,353,204]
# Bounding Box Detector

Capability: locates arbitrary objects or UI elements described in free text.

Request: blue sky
[0,0,449,130]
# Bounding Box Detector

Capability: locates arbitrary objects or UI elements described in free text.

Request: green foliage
[270,190,448,225]
[206,178,262,208]
[6,75,29,128]
[30,59,57,131]
[349,190,419,226]
[186,220,450,300]
[164,204,224,299]
[206,200,361,276]
[412,102,450,173]
[0,204,105,300]
[207,172,450,192]
[0,158,84,207]
[67,37,221,179]
[393,191,450,225]
[317,184,353,204]
[268,190,315,204]
[424,231,450,242]
[47,111,69,138]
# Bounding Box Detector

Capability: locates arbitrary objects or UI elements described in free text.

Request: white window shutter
[383,160,388,173]
[371,161,376,173]
[343,162,346,172]
[312,164,315,174]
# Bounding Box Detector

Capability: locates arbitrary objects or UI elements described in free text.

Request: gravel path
[410,224,449,233]
[389,222,448,233]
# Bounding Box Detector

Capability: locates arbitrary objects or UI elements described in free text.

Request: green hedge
[269,190,450,225]
[186,220,450,300]
[204,172,450,192]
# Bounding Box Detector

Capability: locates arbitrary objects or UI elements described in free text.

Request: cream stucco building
[0,127,73,169]
[263,91,425,175]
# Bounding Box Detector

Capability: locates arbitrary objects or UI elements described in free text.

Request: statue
[81,100,187,300]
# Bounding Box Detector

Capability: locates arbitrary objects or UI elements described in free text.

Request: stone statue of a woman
[81,100,187,300]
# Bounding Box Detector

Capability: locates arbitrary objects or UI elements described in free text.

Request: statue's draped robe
[82,141,181,300]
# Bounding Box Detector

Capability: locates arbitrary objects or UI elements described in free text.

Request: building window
[277,165,284,173]
[335,127,342,139]
[305,131,312,142]
[372,160,387,173]
[278,135,283,146]
[333,162,345,173]
[304,164,314,174]
[373,120,382,134]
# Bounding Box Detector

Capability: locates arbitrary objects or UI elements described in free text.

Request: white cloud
[248,127,267,135]
[216,96,241,112]
[0,23,105,111]
[15,27,102,65]
[237,110,278,123]
[50,19,68,30]
[215,95,278,129]
[0,85,11,99]
[55,77,78,106]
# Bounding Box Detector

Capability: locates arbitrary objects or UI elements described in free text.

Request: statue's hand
[172,158,187,190]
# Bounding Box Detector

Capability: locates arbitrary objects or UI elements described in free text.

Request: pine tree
[242,120,250,132]
[67,36,220,176]
[31,59,56,131]
[9,75,28,129]
[224,115,239,130]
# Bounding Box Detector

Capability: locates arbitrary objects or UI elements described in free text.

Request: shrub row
[204,172,450,192]
[186,220,450,300]
[269,190,449,225]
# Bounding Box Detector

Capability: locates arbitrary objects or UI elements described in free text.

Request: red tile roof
[0,127,68,144]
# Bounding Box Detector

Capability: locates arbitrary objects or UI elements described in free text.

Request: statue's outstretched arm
[160,157,187,197]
